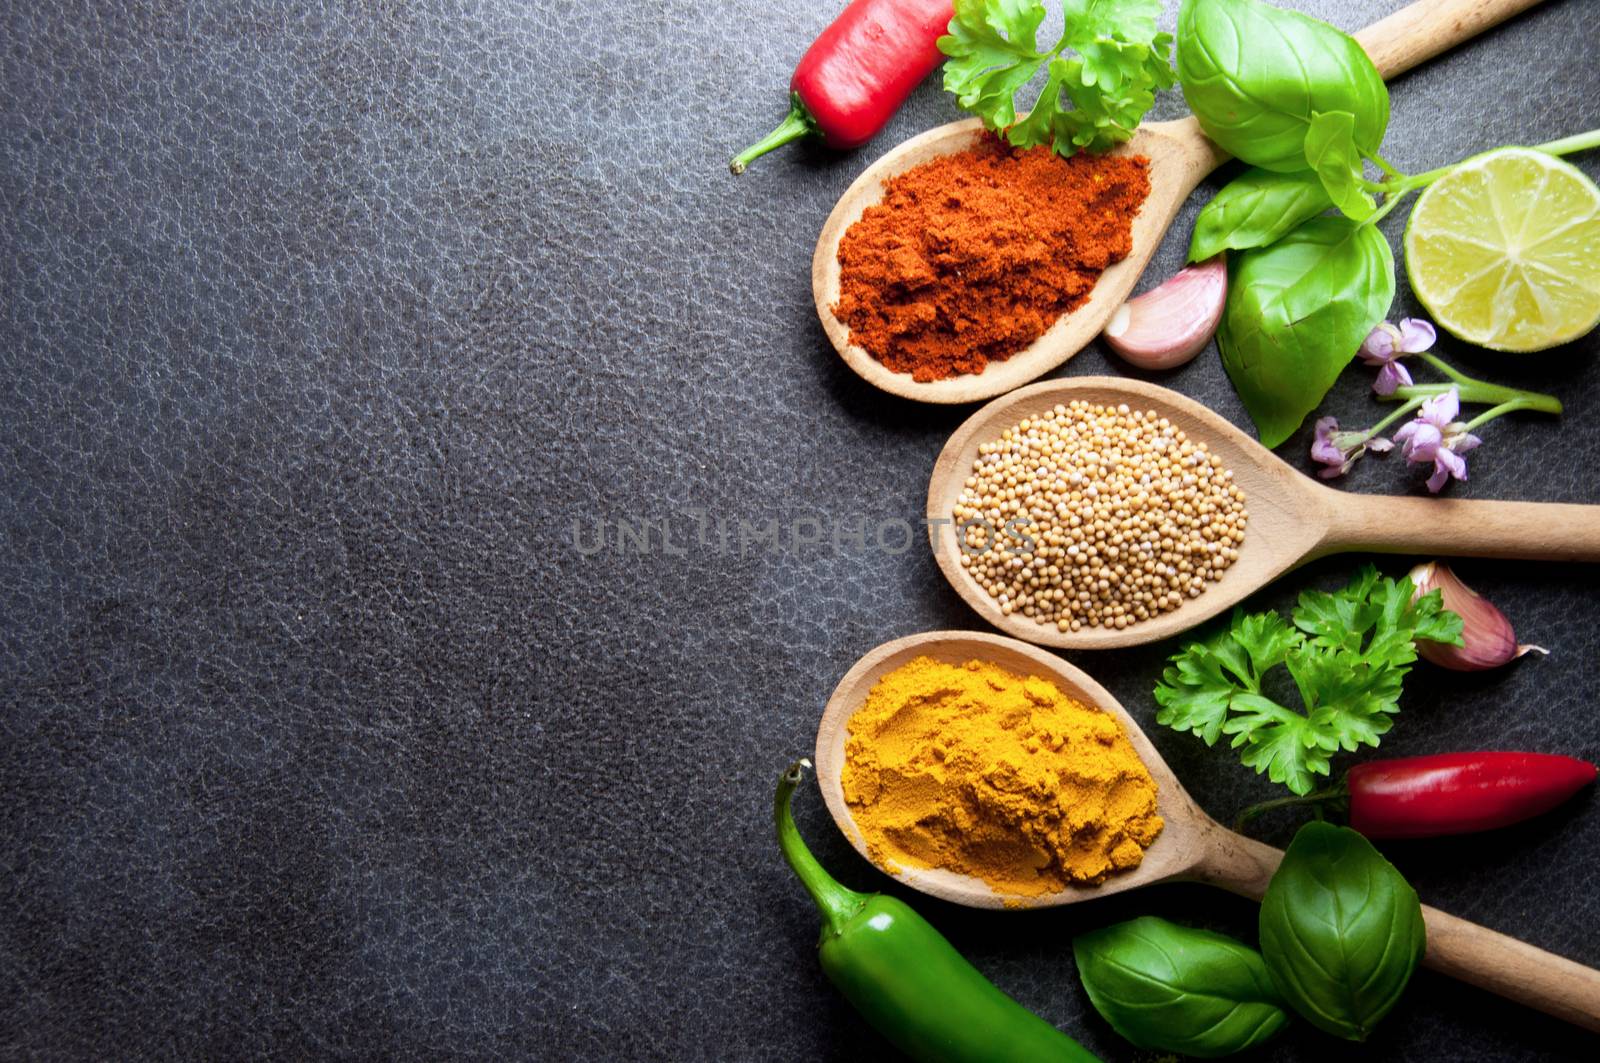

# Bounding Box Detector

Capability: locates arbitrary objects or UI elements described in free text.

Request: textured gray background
[3,0,1598,1059]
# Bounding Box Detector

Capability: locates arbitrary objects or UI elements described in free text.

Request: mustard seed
[953,402,1248,630]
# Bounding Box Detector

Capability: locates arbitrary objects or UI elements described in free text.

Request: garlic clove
[1102,255,1227,370]
[1408,561,1546,671]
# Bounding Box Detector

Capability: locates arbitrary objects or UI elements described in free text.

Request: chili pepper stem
[731,96,819,175]
[776,759,866,935]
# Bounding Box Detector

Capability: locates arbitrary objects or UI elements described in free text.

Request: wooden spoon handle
[1354,0,1548,81]
[1319,494,1600,562]
[1420,904,1600,1032]
[1194,832,1600,1031]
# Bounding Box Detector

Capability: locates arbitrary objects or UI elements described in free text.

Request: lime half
[1405,147,1600,352]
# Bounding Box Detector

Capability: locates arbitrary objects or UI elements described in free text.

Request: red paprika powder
[833,137,1150,381]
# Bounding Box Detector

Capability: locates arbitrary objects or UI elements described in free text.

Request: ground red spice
[833,136,1150,382]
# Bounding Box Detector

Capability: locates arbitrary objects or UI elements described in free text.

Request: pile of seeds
[953,401,1248,631]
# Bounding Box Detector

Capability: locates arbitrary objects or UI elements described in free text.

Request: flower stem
[1388,353,1562,417]
[1392,164,1454,192]
[1534,127,1600,159]
[1364,395,1426,436]
[1365,151,1404,180]
[1360,185,1418,228]
[1464,397,1556,431]
[1461,384,1561,415]
[1374,127,1600,197]
[1417,350,1470,385]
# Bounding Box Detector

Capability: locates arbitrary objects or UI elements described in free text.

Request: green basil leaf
[1305,111,1376,220]
[1075,916,1289,1058]
[1177,0,1389,172]
[1259,822,1426,1041]
[1189,168,1334,261]
[1217,216,1394,448]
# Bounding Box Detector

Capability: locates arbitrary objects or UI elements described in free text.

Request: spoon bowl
[814,629,1600,1029]
[813,630,1237,909]
[927,377,1600,650]
[811,117,1223,405]
[811,0,1548,403]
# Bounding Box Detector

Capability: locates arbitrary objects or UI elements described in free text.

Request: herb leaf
[1007,57,1070,147]
[1305,110,1377,220]
[1154,608,1297,746]
[1066,0,1163,43]
[940,0,1175,156]
[1151,637,1240,745]
[1289,646,1398,752]
[1235,609,1300,677]
[1295,576,1462,659]
[1155,566,1454,795]
[1217,216,1394,448]
[1189,168,1334,262]
[1075,916,1290,1057]
[1054,45,1176,153]
[940,0,1050,131]
[1225,692,1331,790]
[1176,0,1389,172]
[1259,822,1426,1041]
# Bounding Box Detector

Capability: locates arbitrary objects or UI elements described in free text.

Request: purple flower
[1359,318,1436,396]
[1392,388,1482,492]
[1311,416,1393,479]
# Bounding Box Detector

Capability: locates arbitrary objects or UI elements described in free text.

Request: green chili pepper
[775,759,1102,1063]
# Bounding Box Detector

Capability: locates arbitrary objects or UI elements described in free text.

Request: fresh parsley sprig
[939,0,1176,157]
[1154,566,1462,796]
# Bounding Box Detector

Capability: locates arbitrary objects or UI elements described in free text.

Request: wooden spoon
[812,0,1546,404]
[814,629,1600,1031]
[927,376,1600,650]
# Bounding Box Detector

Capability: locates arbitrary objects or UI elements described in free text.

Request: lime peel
[1404,147,1600,352]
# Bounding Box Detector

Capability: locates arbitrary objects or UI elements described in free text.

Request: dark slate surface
[3,0,1598,1059]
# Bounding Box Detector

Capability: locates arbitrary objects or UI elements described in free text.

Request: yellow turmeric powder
[841,656,1162,897]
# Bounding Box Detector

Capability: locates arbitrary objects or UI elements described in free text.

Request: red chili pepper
[729,0,953,175]
[1348,753,1597,839]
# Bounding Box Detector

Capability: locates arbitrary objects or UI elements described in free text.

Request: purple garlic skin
[1409,561,1547,671]
[1102,256,1227,370]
